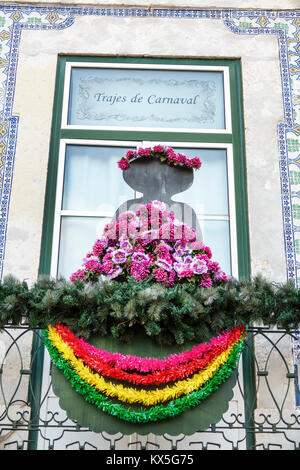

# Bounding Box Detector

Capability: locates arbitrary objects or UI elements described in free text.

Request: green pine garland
[0,274,300,345]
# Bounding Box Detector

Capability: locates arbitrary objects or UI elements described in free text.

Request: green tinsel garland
[43,328,246,424]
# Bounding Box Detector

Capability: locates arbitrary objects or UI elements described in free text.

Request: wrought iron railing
[0,325,299,450]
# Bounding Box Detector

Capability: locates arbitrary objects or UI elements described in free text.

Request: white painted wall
[4,14,285,284]
[0,4,295,450]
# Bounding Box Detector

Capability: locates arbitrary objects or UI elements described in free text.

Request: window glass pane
[200,219,231,275]
[172,147,231,275]
[62,145,134,212]
[57,216,109,278]
[68,67,225,130]
[172,148,229,216]
[58,219,231,278]
[59,146,232,278]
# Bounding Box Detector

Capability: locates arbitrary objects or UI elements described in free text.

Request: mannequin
[114,155,203,241]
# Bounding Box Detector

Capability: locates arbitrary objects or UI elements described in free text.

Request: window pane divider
[60,212,230,220]
[61,211,230,221]
[197,215,230,221]
[60,210,114,217]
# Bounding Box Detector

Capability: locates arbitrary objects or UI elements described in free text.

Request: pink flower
[138,147,151,157]
[107,265,122,280]
[166,148,177,162]
[190,241,204,251]
[133,246,145,253]
[118,220,131,236]
[191,259,208,275]
[130,262,149,281]
[186,159,194,168]
[70,199,227,289]
[152,200,166,211]
[153,268,168,283]
[146,254,156,267]
[104,222,118,239]
[70,269,86,282]
[104,222,114,232]
[191,157,202,169]
[132,252,149,264]
[102,253,112,263]
[174,261,192,276]
[156,244,171,260]
[203,245,212,259]
[200,274,213,288]
[111,249,127,264]
[206,261,220,272]
[166,270,176,287]
[153,145,165,153]
[162,210,174,222]
[136,205,149,217]
[180,225,196,242]
[155,258,173,272]
[83,252,96,262]
[159,223,174,241]
[84,259,104,273]
[126,150,137,159]
[140,229,159,241]
[103,261,114,274]
[117,158,130,170]
[174,240,189,257]
[118,211,136,221]
[175,153,187,165]
[196,253,209,261]
[117,146,202,172]
[127,223,140,238]
[92,240,106,256]
[120,240,133,254]
[178,269,194,278]
[214,271,228,282]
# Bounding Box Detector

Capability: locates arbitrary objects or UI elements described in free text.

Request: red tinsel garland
[54,323,245,386]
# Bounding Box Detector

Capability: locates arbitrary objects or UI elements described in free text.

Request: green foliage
[0,273,300,345]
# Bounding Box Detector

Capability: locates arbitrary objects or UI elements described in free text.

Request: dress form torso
[114,157,203,241]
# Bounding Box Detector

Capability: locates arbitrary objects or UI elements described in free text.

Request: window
[39,57,249,283]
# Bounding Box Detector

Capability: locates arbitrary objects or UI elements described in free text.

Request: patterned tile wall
[0,5,299,286]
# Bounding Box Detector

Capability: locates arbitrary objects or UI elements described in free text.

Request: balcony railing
[0,325,299,450]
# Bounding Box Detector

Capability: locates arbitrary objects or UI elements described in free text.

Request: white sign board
[66,66,226,131]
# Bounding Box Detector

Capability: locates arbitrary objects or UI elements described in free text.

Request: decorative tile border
[223,12,300,286]
[0,5,299,286]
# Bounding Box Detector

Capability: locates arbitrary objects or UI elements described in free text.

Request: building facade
[0,0,299,450]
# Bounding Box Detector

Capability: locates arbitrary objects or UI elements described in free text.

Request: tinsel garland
[55,322,245,373]
[54,323,245,385]
[43,327,246,424]
[47,324,245,406]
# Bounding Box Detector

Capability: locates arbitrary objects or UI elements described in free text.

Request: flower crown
[117,145,202,171]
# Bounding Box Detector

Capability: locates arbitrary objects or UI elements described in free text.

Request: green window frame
[28,55,253,451]
[39,55,250,281]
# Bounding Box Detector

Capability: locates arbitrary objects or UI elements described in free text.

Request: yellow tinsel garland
[47,325,241,406]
